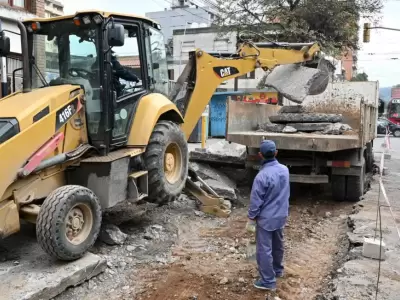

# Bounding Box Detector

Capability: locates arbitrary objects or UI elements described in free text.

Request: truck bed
[227,131,360,152]
[226,82,379,152]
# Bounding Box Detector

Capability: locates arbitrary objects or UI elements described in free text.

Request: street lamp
[179,21,192,75]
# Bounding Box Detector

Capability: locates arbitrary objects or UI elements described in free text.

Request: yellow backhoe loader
[0,11,331,261]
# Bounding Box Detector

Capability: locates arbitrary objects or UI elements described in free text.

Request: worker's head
[259,140,278,160]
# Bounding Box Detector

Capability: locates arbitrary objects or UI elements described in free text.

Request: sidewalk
[332,138,400,300]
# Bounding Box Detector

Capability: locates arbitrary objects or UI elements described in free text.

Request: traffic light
[363,23,371,43]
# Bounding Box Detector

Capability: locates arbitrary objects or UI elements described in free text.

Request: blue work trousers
[256,225,284,288]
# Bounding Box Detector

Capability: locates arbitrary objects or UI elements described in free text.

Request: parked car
[377,118,400,137]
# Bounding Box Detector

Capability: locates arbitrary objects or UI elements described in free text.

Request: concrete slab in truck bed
[227,131,360,152]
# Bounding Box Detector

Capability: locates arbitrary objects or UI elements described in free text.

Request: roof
[24,10,159,27]
[119,56,140,67]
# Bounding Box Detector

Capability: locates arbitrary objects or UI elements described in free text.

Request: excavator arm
[174,41,331,217]
[170,41,330,139]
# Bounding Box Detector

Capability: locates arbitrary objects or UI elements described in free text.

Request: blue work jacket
[248,159,290,231]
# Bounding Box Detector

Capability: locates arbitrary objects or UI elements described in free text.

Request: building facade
[44,0,63,18]
[0,0,45,93]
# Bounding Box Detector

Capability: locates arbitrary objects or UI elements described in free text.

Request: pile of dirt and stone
[256,105,354,135]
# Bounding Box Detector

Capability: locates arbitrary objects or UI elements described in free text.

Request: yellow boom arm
[172,42,324,139]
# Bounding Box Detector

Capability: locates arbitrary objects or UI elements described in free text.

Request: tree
[351,72,368,81]
[212,0,383,55]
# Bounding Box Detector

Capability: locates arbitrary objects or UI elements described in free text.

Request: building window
[168,69,174,81]
[0,0,26,8]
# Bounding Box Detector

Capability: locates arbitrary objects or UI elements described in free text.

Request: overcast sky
[63,0,400,88]
[357,0,400,88]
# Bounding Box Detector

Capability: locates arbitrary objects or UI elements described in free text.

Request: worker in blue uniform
[246,140,290,291]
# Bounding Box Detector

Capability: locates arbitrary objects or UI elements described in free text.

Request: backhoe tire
[36,185,102,261]
[144,120,188,205]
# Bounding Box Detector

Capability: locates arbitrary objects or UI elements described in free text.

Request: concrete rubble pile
[256,105,354,135]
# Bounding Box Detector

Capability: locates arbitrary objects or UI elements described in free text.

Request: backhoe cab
[0,11,330,261]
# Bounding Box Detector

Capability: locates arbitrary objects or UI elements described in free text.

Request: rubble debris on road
[99,224,128,245]
[331,150,400,300]
[190,140,246,166]
[0,231,106,300]
[203,179,237,200]
[189,162,237,189]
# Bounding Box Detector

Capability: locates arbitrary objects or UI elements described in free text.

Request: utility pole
[178,21,192,75]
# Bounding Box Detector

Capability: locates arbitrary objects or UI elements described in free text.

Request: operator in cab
[110,51,139,97]
[246,140,290,292]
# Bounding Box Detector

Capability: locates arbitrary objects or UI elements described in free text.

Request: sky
[63,0,400,88]
[358,0,400,87]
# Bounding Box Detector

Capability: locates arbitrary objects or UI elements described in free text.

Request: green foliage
[351,72,369,81]
[212,0,382,55]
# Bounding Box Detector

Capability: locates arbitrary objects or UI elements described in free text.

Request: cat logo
[220,67,232,78]
[213,66,240,78]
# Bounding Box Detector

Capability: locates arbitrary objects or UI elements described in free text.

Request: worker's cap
[260,140,276,157]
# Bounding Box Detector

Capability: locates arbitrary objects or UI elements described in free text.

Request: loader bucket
[261,58,333,104]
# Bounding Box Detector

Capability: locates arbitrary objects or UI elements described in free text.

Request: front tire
[393,129,400,137]
[144,121,188,205]
[36,185,102,261]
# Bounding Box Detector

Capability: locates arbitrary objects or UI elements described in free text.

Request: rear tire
[331,175,346,202]
[36,185,102,261]
[331,164,365,203]
[144,121,188,205]
[393,129,400,137]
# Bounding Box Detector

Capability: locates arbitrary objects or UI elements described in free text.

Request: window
[31,20,101,136]
[168,69,174,81]
[148,27,169,95]
[111,26,143,99]
[0,0,26,8]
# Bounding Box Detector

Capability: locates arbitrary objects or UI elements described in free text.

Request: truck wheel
[144,120,188,205]
[331,175,346,202]
[36,185,102,261]
[331,168,365,202]
[365,143,374,173]
[345,175,364,202]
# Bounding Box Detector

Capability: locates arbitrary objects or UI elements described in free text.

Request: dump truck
[226,81,379,202]
[0,10,333,260]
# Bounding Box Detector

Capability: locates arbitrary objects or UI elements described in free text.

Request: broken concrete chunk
[282,125,297,133]
[203,179,237,200]
[263,64,330,103]
[189,162,236,189]
[0,252,106,300]
[323,123,353,135]
[256,123,285,132]
[278,105,306,114]
[99,224,127,245]
[289,123,332,132]
[269,113,343,124]
[190,140,246,166]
